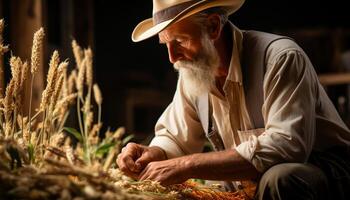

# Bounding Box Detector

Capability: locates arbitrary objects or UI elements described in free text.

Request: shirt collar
[210,22,244,98]
[225,22,244,85]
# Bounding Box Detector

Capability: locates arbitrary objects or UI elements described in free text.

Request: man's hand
[139,150,259,186]
[139,157,191,186]
[116,143,167,179]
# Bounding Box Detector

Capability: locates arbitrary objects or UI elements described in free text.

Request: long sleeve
[149,74,207,159]
[236,40,318,172]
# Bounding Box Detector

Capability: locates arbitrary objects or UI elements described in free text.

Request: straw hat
[132,0,245,42]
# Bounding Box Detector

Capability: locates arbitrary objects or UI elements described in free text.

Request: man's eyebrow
[158,35,169,44]
[159,34,188,44]
[159,37,173,44]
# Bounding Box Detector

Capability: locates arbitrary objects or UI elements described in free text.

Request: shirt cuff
[149,135,185,159]
[235,135,265,172]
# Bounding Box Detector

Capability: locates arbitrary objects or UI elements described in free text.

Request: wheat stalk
[28,28,45,144]
[67,69,77,94]
[4,77,15,137]
[72,40,83,69]
[9,57,22,98]
[49,60,68,114]
[30,28,44,74]
[93,84,103,136]
[84,48,93,87]
[40,51,60,111]
[76,58,86,98]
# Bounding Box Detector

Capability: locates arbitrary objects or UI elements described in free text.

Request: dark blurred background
[1,0,350,143]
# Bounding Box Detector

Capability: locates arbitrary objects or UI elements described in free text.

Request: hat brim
[132,0,245,42]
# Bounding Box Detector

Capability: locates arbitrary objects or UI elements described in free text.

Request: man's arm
[148,73,208,158]
[236,41,319,172]
[139,148,259,186]
[118,74,208,180]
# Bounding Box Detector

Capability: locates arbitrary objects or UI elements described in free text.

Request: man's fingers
[116,143,167,180]
[117,143,144,175]
[124,155,138,172]
[134,154,151,170]
[138,162,167,185]
[139,164,151,181]
[135,146,167,169]
[117,152,140,173]
[116,154,141,180]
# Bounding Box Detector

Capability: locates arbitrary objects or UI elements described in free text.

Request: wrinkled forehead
[158,15,206,40]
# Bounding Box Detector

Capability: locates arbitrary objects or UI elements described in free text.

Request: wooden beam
[318,73,350,86]
[0,0,5,97]
[10,0,45,115]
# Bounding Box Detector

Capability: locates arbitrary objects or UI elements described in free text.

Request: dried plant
[28,27,44,148]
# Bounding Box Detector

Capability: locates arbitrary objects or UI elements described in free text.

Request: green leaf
[122,134,134,146]
[28,143,35,164]
[64,127,83,143]
[190,178,206,185]
[102,136,113,144]
[95,142,116,156]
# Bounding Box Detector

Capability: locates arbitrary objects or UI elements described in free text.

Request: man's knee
[256,163,329,200]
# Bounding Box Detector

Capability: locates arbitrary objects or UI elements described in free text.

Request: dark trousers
[255,147,350,200]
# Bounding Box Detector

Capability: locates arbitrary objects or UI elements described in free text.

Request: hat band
[153,0,201,24]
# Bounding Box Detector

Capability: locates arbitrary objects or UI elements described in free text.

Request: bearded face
[173,32,220,96]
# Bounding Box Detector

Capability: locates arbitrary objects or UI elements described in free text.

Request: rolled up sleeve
[236,47,317,172]
[149,75,207,159]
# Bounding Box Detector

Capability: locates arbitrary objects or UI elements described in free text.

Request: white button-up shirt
[150,22,350,172]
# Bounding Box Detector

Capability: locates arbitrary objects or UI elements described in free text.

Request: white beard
[174,33,220,96]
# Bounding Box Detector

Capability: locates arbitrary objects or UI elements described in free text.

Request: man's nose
[167,43,183,64]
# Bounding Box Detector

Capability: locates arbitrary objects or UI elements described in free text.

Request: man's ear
[206,14,222,40]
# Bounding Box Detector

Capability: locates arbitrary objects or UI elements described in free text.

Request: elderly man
[117,0,350,199]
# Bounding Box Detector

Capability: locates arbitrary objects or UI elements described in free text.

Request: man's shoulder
[265,37,304,65]
[243,30,285,40]
[241,29,307,71]
[241,30,302,69]
[243,31,304,65]
[243,30,298,51]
